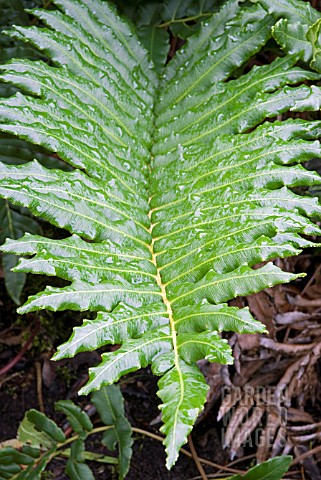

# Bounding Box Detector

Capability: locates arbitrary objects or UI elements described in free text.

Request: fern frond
[0,385,130,479]
[0,0,321,468]
[255,0,321,65]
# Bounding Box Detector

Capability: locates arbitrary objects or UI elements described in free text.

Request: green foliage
[307,18,321,72]
[92,385,133,479]
[0,0,37,304]
[114,0,226,71]
[0,0,321,469]
[226,456,292,480]
[0,0,35,67]
[0,0,66,304]
[254,0,321,68]
[0,136,71,304]
[0,385,130,480]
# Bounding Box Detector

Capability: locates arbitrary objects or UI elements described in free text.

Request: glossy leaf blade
[80,327,172,394]
[158,360,209,468]
[65,439,95,480]
[55,400,93,438]
[0,0,321,469]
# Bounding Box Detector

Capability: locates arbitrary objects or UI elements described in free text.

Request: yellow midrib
[148,77,185,447]
[148,211,184,438]
[148,218,179,363]
[148,212,184,443]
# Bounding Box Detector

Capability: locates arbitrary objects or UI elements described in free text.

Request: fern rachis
[0,0,321,468]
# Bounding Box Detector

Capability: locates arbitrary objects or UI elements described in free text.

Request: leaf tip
[16,305,27,315]
[78,385,89,396]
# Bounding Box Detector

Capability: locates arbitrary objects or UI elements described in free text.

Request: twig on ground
[225,453,256,467]
[35,361,44,413]
[188,434,209,480]
[301,264,321,297]
[0,322,39,377]
[291,445,321,466]
[132,427,244,474]
[86,406,244,475]
[0,371,21,389]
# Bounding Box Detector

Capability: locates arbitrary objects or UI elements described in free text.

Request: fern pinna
[1,0,321,467]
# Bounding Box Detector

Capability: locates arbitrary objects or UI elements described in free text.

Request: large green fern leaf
[0,0,321,468]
